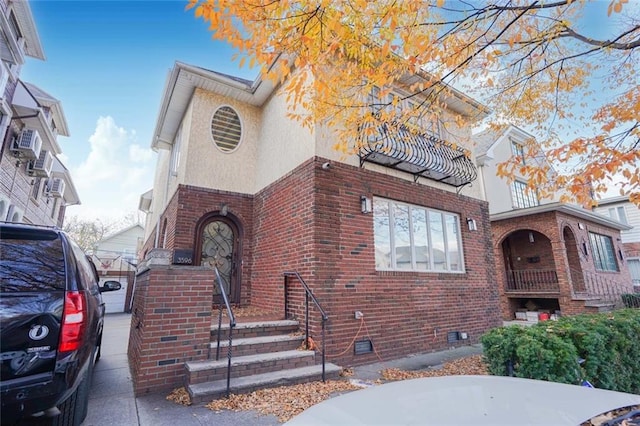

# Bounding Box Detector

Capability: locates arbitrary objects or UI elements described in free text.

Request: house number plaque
[172,249,193,265]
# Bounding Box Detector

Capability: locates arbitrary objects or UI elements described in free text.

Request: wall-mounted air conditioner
[6,204,24,223]
[11,128,42,160]
[0,194,10,220]
[27,150,53,177]
[46,178,65,198]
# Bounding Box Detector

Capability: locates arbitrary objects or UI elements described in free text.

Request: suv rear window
[0,226,66,292]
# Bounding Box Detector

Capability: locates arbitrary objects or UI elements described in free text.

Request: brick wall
[135,156,501,372]
[128,265,214,396]
[252,158,501,367]
[624,242,640,258]
[491,210,632,319]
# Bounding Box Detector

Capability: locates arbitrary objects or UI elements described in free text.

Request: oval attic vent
[211,106,242,152]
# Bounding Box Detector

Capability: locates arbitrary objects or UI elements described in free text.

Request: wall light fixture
[360,196,372,214]
[466,218,477,231]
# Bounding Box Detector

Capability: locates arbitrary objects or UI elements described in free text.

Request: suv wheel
[52,364,92,426]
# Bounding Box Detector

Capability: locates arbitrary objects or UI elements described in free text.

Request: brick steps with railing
[188,363,342,403]
[184,319,342,404]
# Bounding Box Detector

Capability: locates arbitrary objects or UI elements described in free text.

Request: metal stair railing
[212,266,235,398]
[570,268,631,307]
[283,271,328,382]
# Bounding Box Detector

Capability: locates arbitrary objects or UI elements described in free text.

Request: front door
[200,219,240,303]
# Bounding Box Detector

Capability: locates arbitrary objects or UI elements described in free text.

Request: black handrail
[212,266,235,398]
[283,271,328,381]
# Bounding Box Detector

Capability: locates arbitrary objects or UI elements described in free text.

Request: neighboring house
[0,0,79,226]
[593,196,640,290]
[90,224,143,313]
[131,61,501,395]
[475,125,634,321]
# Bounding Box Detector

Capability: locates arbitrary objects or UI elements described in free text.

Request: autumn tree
[63,216,114,253]
[188,0,640,206]
[62,212,141,252]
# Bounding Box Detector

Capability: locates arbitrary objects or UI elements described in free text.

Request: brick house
[475,125,634,321]
[0,0,79,226]
[130,61,503,396]
[593,196,640,290]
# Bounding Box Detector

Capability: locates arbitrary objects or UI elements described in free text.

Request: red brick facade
[129,157,503,395]
[624,241,640,259]
[128,266,214,395]
[491,211,632,319]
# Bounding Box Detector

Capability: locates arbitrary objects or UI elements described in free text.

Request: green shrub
[622,293,640,308]
[481,309,640,394]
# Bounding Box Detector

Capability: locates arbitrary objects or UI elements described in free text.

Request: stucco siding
[183,88,259,194]
[254,83,315,193]
[145,148,172,243]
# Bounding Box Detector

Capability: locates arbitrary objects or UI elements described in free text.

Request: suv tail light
[59,291,87,352]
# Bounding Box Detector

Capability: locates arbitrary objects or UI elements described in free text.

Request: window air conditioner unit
[46,178,65,198]
[11,128,42,160]
[6,204,24,223]
[27,150,53,177]
[0,194,10,220]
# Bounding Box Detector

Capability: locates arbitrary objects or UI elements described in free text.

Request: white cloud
[66,116,156,222]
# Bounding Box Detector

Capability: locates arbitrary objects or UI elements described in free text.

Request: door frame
[193,212,243,304]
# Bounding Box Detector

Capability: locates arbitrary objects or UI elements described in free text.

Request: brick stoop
[184,319,342,404]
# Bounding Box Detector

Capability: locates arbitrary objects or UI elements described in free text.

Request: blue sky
[21,0,259,222]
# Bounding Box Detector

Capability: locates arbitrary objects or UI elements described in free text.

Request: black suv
[0,223,121,425]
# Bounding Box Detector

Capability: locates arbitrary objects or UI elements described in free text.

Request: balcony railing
[505,269,559,293]
[358,122,477,187]
[571,269,632,307]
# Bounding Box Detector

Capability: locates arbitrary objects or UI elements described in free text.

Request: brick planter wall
[128,263,214,396]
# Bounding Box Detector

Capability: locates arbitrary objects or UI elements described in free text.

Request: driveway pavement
[85,313,280,426]
[84,313,484,426]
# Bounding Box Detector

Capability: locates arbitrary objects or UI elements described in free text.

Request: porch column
[549,238,573,311]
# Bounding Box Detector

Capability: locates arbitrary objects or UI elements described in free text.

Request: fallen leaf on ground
[381,354,488,381]
[166,387,192,406]
[204,380,361,422]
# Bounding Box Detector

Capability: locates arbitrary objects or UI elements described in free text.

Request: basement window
[211,105,242,152]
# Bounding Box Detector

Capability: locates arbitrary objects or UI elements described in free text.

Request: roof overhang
[11,81,62,154]
[491,202,632,231]
[51,157,80,206]
[11,1,45,60]
[151,62,272,151]
[399,71,491,121]
[24,82,70,137]
[595,195,630,206]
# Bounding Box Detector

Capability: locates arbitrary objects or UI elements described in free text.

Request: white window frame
[607,206,628,225]
[588,231,619,272]
[511,180,539,209]
[628,258,640,286]
[210,105,243,153]
[170,126,182,176]
[373,197,465,273]
[511,140,526,165]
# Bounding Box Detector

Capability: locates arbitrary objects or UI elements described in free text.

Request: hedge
[481,309,640,394]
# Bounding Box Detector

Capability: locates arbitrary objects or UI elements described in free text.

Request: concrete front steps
[185,319,342,404]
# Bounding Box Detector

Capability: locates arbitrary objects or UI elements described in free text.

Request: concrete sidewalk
[84,313,483,426]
